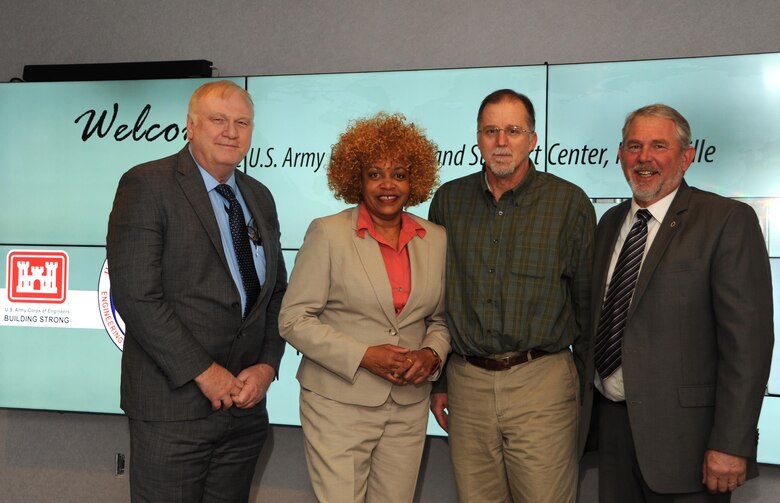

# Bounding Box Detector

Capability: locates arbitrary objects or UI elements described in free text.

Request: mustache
[490,148,512,156]
[633,163,659,174]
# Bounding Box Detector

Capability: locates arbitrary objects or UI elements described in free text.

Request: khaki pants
[447,350,580,503]
[300,389,429,503]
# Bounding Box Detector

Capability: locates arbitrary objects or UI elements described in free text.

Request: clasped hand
[194,362,275,411]
[360,344,436,386]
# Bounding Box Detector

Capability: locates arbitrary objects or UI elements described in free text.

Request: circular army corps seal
[98,259,125,351]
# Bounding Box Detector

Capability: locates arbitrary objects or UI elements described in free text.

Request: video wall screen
[547,54,780,198]
[245,66,546,248]
[1,53,779,461]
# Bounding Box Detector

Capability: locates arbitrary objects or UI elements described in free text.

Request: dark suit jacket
[581,180,774,493]
[106,145,287,421]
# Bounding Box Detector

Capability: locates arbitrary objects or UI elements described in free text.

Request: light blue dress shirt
[193,157,267,315]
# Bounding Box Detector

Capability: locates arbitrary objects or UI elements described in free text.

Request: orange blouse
[356,203,426,315]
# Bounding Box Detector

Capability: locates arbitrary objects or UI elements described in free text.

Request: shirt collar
[356,203,426,243]
[481,161,537,203]
[190,147,237,193]
[630,185,679,224]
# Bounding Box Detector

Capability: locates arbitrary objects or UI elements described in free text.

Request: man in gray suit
[583,103,773,502]
[107,80,287,502]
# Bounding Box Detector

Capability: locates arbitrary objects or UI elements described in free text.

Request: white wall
[2,0,779,82]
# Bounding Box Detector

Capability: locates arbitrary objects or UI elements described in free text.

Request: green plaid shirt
[429,164,595,390]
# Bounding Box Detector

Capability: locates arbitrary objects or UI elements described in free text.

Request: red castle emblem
[6,250,68,303]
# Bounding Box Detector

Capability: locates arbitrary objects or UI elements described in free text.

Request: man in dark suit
[106,80,287,502]
[582,103,773,502]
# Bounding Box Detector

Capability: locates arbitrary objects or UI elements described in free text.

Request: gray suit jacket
[581,180,774,492]
[279,208,451,407]
[107,145,287,421]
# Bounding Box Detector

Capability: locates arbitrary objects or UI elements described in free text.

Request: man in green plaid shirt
[428,89,595,503]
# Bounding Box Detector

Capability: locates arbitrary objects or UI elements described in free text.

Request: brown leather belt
[462,349,551,371]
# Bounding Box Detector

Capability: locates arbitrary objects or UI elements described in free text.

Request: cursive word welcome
[75,103,186,142]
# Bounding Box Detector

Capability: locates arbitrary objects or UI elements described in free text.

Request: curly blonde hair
[327,112,439,207]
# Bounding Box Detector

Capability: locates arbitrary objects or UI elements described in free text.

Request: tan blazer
[279,207,450,407]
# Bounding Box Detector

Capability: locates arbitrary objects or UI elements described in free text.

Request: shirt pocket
[510,260,548,279]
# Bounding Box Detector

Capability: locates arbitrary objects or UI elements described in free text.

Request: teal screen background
[1,54,778,461]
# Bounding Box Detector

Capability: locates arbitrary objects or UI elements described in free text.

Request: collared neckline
[190,146,238,193]
[480,161,538,204]
[356,203,426,246]
[630,185,680,225]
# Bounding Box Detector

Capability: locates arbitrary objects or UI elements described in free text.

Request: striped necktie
[594,209,651,380]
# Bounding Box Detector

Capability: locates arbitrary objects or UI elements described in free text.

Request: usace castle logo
[7,250,68,303]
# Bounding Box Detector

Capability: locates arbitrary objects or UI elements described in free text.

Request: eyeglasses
[477,126,534,138]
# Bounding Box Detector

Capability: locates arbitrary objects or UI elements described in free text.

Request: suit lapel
[174,146,231,273]
[350,209,398,327]
[629,181,690,317]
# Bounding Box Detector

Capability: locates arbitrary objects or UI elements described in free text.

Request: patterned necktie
[215,184,261,319]
[594,209,652,380]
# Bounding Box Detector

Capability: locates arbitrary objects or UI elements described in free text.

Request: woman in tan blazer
[279,112,450,503]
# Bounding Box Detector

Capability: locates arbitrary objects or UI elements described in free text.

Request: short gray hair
[188,80,254,120]
[622,104,691,149]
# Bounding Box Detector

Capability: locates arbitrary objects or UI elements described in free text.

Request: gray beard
[627,163,685,204]
[628,178,663,202]
[487,162,516,178]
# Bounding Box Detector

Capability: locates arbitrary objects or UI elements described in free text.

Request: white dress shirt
[596,187,679,401]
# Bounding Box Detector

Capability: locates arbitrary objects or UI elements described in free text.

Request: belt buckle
[498,355,512,369]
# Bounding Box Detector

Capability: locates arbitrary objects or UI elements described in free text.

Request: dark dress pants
[129,407,269,503]
[597,393,730,503]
